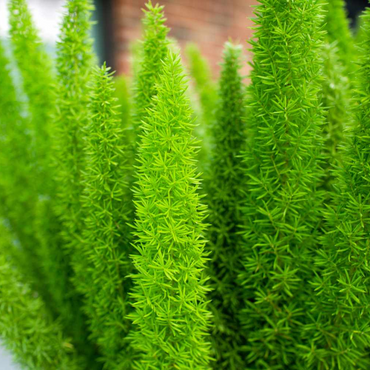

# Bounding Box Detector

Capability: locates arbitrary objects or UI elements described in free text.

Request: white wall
[0,345,20,370]
[0,0,67,43]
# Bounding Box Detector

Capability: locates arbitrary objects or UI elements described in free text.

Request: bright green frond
[305,8,370,369]
[129,51,212,369]
[132,1,169,146]
[240,1,326,368]
[81,64,137,368]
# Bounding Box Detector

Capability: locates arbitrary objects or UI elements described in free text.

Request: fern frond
[0,37,50,306]
[81,64,137,369]
[0,223,82,370]
[52,0,98,364]
[129,51,212,369]
[321,0,355,73]
[8,0,75,325]
[204,41,247,370]
[185,43,218,170]
[305,8,370,369]
[320,41,351,189]
[240,1,326,367]
[114,74,131,128]
[132,1,169,147]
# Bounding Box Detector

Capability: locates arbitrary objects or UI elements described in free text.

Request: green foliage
[185,43,218,168]
[204,42,246,370]
[1,0,368,369]
[239,1,326,368]
[52,0,98,364]
[0,224,81,370]
[113,74,135,173]
[132,1,169,147]
[303,8,370,369]
[319,0,353,190]
[7,0,73,325]
[320,42,350,189]
[8,0,55,158]
[321,0,354,73]
[54,0,94,263]
[114,74,131,128]
[0,38,43,291]
[81,64,136,368]
[2,0,59,309]
[185,43,217,127]
[355,12,366,46]
[128,52,212,369]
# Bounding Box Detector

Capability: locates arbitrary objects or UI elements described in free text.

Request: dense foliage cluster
[204,42,246,369]
[129,52,212,369]
[81,64,136,369]
[303,7,370,369]
[240,1,325,368]
[0,0,368,369]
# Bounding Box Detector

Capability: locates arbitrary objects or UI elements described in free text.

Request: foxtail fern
[0,224,81,370]
[239,1,325,368]
[114,74,131,128]
[304,8,370,369]
[3,0,57,306]
[185,43,218,169]
[8,0,55,159]
[114,74,134,171]
[53,0,97,363]
[132,1,169,147]
[320,42,350,189]
[204,42,246,370]
[185,43,217,128]
[129,52,212,369]
[8,0,71,322]
[321,0,355,73]
[54,0,94,294]
[0,38,36,272]
[319,0,353,189]
[81,64,136,368]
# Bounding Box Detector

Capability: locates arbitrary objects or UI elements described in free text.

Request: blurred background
[0,0,368,77]
[0,0,368,368]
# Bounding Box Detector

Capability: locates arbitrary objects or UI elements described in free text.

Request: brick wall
[112,0,258,77]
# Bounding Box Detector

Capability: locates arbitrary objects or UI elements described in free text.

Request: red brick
[112,0,257,76]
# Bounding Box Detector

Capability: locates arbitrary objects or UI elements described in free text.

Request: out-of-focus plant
[320,0,353,190]
[52,0,98,365]
[0,223,82,370]
[186,43,218,169]
[204,41,247,370]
